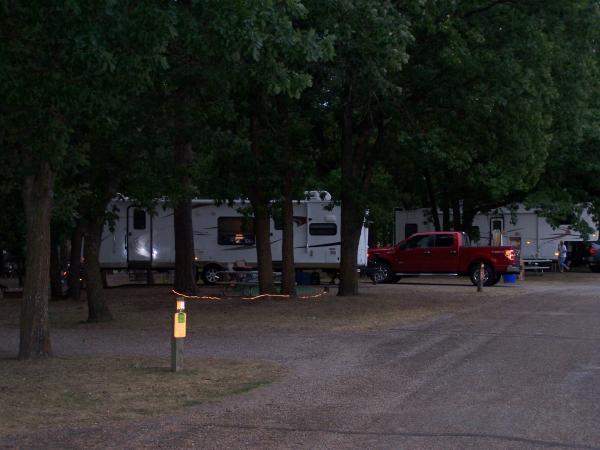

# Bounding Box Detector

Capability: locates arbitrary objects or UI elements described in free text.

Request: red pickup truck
[368,231,520,286]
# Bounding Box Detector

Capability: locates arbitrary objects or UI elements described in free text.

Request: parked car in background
[583,242,600,273]
[564,241,591,268]
[368,231,520,286]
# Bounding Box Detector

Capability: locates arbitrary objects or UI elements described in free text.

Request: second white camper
[99,192,369,284]
[394,206,598,261]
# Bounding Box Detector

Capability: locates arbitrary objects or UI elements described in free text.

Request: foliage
[194,0,334,203]
[0,0,176,215]
[1,0,600,310]
[389,0,564,228]
[525,1,600,232]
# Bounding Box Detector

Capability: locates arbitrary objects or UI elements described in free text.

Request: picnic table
[215,270,282,296]
[522,259,553,275]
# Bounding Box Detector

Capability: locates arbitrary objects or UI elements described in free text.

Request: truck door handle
[423,250,431,255]
[449,250,457,255]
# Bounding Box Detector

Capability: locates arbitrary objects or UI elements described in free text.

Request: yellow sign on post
[173,299,186,338]
[172,298,186,372]
[173,312,187,338]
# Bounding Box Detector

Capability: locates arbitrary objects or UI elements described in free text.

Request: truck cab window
[435,234,454,247]
[403,235,433,249]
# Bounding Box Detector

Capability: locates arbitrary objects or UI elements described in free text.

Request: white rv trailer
[394,206,598,261]
[99,192,369,283]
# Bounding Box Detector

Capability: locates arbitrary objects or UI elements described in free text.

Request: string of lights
[240,291,326,301]
[171,288,328,301]
[171,289,222,300]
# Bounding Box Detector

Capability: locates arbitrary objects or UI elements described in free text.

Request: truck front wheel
[371,261,399,284]
[469,263,496,287]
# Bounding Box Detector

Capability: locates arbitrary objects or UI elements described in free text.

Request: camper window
[309,223,337,236]
[218,217,255,245]
[133,209,146,230]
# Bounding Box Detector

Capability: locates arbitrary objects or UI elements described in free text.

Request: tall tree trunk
[452,198,462,230]
[173,141,196,294]
[442,196,451,230]
[339,199,363,295]
[248,104,275,294]
[20,160,53,359]
[281,179,296,296]
[60,239,69,269]
[69,221,84,300]
[83,218,112,322]
[249,193,275,294]
[462,201,477,236]
[339,90,356,296]
[170,0,196,293]
[17,256,24,287]
[338,87,375,296]
[49,231,63,300]
[277,96,295,296]
[424,170,441,231]
[0,249,4,278]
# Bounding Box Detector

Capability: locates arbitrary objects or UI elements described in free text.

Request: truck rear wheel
[490,273,502,286]
[469,263,496,287]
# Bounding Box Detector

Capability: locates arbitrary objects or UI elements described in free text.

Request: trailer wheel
[469,263,496,287]
[201,264,222,285]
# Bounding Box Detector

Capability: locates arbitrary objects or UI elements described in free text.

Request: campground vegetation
[2,0,600,359]
[0,355,284,434]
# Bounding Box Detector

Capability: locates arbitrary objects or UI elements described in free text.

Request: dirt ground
[2,271,598,448]
[3,269,590,334]
[0,277,509,333]
[0,276,500,436]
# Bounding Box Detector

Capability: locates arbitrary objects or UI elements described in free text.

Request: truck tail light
[505,249,515,261]
[590,247,597,256]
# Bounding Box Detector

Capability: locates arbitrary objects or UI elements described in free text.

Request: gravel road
[2,274,600,449]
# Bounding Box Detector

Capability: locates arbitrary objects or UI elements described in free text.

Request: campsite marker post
[477,263,484,293]
[171,298,186,372]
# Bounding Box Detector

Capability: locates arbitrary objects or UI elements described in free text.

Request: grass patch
[0,356,283,436]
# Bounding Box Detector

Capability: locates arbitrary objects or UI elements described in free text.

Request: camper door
[293,202,340,266]
[310,202,341,265]
[490,217,504,246]
[127,207,153,268]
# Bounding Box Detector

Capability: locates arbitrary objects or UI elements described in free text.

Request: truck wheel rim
[374,267,388,283]
[475,269,489,283]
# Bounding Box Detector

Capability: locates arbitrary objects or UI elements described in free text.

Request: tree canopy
[2,0,600,358]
